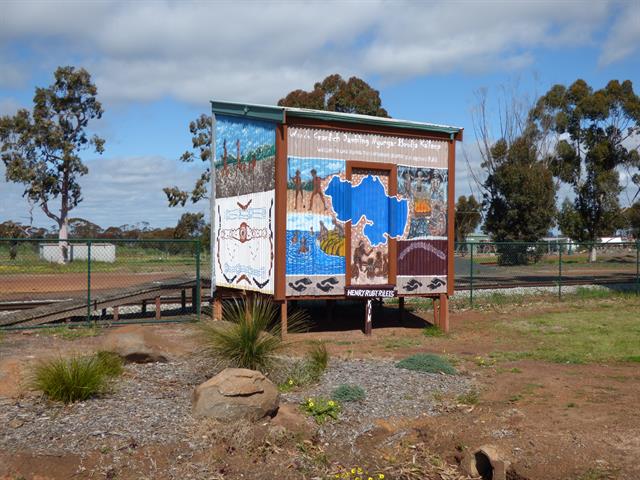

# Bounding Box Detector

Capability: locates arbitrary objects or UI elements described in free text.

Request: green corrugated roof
[211,100,463,136]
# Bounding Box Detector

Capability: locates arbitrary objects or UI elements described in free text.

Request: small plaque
[345,286,396,298]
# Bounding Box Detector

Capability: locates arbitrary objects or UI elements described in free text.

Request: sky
[0,0,639,230]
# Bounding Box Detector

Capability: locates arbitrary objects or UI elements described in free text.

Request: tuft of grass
[95,351,124,377]
[331,384,366,403]
[307,341,329,374]
[31,352,123,403]
[396,353,456,375]
[199,296,307,372]
[456,390,480,405]
[278,342,330,392]
[423,325,445,337]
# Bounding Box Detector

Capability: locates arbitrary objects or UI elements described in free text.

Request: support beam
[155,296,161,320]
[432,297,440,328]
[141,300,147,314]
[280,301,288,339]
[191,287,197,314]
[365,299,373,335]
[398,296,405,325]
[101,308,107,319]
[113,306,119,322]
[213,291,222,320]
[181,289,187,313]
[439,293,449,333]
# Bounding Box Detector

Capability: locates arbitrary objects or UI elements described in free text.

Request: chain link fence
[455,240,640,306]
[0,238,204,329]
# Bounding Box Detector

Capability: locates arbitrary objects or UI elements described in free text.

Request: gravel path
[284,358,472,444]
[1,356,472,455]
[0,356,214,454]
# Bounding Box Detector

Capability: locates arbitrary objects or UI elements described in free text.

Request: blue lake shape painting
[325,175,408,246]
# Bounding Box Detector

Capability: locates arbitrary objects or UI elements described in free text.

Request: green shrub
[301,397,340,424]
[332,384,365,403]
[32,353,122,403]
[396,353,456,375]
[95,351,124,377]
[199,296,307,372]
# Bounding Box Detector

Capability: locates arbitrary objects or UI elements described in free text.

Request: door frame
[345,161,398,288]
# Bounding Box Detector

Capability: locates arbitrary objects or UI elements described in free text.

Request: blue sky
[1,0,639,230]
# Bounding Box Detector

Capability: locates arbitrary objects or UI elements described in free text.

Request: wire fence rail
[455,240,640,306]
[1,238,638,329]
[0,238,205,330]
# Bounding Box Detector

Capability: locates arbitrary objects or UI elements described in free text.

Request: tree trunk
[58,218,69,264]
[589,245,597,263]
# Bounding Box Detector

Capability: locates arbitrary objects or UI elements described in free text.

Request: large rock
[192,368,279,421]
[101,325,169,363]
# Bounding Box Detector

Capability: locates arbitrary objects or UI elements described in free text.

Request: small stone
[9,418,24,428]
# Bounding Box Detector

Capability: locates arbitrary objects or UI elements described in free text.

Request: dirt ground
[1,301,639,480]
[0,272,186,301]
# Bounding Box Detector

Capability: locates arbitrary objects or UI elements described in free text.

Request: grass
[396,353,457,375]
[278,342,330,392]
[495,294,640,364]
[199,296,307,372]
[381,336,422,350]
[456,390,480,405]
[422,325,445,337]
[39,325,101,340]
[331,384,366,403]
[31,352,123,403]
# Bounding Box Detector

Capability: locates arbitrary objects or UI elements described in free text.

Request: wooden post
[365,299,373,335]
[101,308,107,319]
[191,287,197,313]
[398,296,405,325]
[141,300,147,314]
[113,306,119,321]
[181,289,187,313]
[213,290,222,320]
[432,297,440,328]
[280,300,288,339]
[155,296,161,320]
[439,293,449,333]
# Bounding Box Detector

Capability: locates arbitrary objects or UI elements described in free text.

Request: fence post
[558,242,562,300]
[87,240,92,324]
[469,242,474,307]
[195,240,201,321]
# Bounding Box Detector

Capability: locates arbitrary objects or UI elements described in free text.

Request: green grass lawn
[492,294,640,364]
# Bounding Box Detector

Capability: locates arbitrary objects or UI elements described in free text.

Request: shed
[210,101,463,332]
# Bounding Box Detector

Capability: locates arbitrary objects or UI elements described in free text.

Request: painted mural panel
[286,157,347,296]
[288,127,449,168]
[325,169,408,285]
[397,275,447,295]
[397,166,448,240]
[214,115,276,198]
[397,239,447,276]
[215,190,275,294]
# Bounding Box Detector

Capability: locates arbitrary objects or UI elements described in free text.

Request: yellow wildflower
[378,475,385,479]
[357,467,363,474]
[288,379,294,385]
[328,400,335,407]
[351,468,356,474]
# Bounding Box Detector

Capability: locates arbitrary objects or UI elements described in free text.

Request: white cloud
[599,1,640,66]
[0,0,620,105]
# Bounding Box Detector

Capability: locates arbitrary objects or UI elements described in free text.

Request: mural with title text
[214,115,276,294]
[286,126,449,296]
